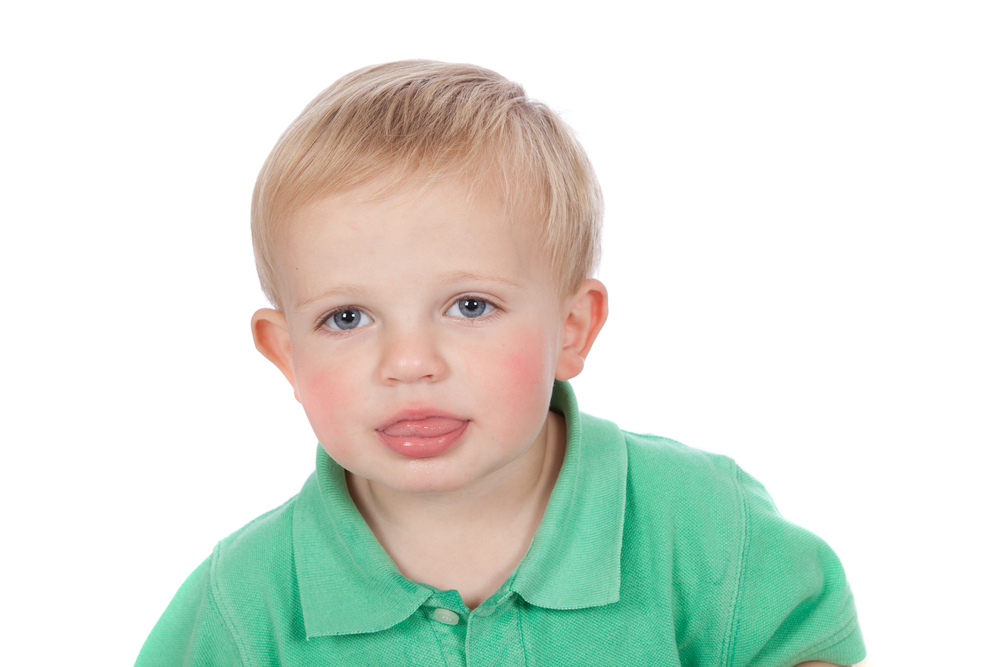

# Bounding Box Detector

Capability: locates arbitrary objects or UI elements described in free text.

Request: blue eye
[324,308,372,331]
[446,297,496,319]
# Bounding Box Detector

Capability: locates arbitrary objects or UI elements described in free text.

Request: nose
[377,323,448,385]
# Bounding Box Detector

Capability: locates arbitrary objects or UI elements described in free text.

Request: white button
[432,608,460,625]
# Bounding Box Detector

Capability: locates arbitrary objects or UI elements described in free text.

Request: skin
[251,176,851,666]
[252,177,607,609]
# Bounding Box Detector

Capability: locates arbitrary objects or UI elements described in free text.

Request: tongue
[381,417,465,437]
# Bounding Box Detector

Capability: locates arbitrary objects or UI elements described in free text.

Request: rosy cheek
[498,346,543,389]
[479,329,554,407]
[295,365,356,441]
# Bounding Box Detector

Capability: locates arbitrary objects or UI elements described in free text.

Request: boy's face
[252,177,606,496]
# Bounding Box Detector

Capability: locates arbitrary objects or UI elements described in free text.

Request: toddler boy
[137,61,865,666]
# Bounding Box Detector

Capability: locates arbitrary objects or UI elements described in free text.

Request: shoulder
[136,492,303,666]
[208,490,302,620]
[197,491,302,613]
[213,493,299,573]
[621,429,744,513]
[620,429,790,529]
[617,429,751,591]
[618,427,830,574]
[616,430,865,667]
[622,429,736,475]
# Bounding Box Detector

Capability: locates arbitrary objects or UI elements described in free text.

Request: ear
[251,308,300,402]
[555,279,609,381]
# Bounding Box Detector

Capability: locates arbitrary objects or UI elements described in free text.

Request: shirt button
[432,608,460,625]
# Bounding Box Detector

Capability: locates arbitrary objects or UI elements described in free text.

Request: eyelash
[447,294,502,323]
[314,295,502,333]
[314,306,371,334]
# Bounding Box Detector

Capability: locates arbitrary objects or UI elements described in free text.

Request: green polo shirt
[137,381,865,666]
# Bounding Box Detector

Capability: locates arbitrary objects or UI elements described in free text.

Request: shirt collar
[292,380,628,637]
[509,380,628,609]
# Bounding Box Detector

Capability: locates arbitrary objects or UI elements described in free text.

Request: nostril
[380,354,447,384]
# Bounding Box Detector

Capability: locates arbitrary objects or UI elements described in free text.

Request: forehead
[273,178,554,309]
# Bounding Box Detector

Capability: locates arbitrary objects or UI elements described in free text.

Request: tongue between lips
[381,417,465,438]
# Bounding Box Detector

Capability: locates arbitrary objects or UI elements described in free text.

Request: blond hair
[251,60,602,308]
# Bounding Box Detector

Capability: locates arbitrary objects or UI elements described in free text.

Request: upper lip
[376,407,467,432]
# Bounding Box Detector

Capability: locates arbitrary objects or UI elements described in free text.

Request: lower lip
[377,421,469,458]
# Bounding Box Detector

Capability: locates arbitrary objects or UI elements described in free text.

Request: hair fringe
[251,60,602,308]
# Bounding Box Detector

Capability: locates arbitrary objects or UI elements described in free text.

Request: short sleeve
[725,467,866,667]
[136,554,245,667]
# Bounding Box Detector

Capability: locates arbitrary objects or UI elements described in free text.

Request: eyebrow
[294,271,525,311]
[294,284,374,311]
[436,270,525,290]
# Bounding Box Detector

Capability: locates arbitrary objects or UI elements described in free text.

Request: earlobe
[251,308,300,402]
[555,279,609,381]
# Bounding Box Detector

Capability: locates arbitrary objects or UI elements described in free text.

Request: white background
[2,2,997,665]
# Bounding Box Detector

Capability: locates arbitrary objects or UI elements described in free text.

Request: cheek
[476,329,557,417]
[294,360,362,444]
[498,346,545,390]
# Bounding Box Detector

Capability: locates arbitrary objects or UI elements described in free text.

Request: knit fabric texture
[137,381,865,666]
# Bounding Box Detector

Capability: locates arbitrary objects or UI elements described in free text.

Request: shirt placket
[423,590,468,667]
[466,591,526,667]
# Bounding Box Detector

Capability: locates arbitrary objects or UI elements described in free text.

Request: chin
[372,457,503,496]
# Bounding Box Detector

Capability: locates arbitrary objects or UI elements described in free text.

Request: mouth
[376,414,469,458]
